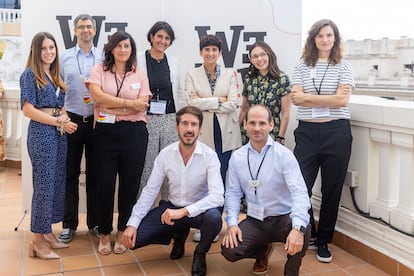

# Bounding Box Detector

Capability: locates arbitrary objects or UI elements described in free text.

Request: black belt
[67,112,93,123]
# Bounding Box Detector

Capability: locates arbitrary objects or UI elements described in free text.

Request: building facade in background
[345,36,414,88]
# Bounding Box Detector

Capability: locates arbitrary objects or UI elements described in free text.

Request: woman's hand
[56,114,70,124]
[190,91,201,99]
[219,96,228,103]
[63,121,78,134]
[133,97,150,112]
[290,89,308,106]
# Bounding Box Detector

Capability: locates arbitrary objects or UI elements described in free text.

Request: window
[0,0,20,9]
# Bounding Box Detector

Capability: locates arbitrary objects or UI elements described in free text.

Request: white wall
[21,0,302,212]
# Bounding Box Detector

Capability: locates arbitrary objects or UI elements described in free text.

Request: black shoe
[192,252,206,276]
[170,228,190,260]
[317,241,332,263]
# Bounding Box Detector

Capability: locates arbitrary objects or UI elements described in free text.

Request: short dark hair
[103,31,137,73]
[199,34,222,51]
[147,21,175,46]
[73,14,96,29]
[176,106,203,127]
[245,104,273,123]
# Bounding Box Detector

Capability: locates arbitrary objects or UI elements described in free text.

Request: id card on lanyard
[246,145,270,221]
[97,72,126,124]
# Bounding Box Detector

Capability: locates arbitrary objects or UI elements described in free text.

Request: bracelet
[123,99,127,112]
[133,100,136,110]
[58,122,65,136]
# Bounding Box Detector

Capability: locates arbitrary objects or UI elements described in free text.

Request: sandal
[98,239,111,255]
[114,241,127,254]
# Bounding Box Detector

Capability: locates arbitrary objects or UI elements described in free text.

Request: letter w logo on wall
[195,26,266,68]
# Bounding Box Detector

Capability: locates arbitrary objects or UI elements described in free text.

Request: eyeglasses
[250,52,267,61]
[77,25,94,30]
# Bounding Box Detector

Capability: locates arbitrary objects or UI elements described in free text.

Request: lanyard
[247,145,270,181]
[114,72,126,97]
[75,48,95,77]
[312,63,329,95]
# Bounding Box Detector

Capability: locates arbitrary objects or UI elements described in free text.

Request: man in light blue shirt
[221,105,311,276]
[58,14,104,243]
[122,106,224,276]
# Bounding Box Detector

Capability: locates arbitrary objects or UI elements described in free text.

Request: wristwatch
[293,225,306,235]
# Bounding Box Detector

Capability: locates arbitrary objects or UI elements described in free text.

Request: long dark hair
[103,31,137,73]
[302,19,343,67]
[25,32,66,91]
[247,41,282,80]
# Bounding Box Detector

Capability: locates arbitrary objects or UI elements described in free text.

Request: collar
[173,140,203,156]
[75,44,97,56]
[247,135,274,154]
[203,64,221,78]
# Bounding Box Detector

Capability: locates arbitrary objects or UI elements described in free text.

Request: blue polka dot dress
[20,68,67,234]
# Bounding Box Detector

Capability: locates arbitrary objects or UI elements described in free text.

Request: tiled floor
[0,166,391,276]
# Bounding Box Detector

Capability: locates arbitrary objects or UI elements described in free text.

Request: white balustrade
[0,84,21,161]
[0,9,21,23]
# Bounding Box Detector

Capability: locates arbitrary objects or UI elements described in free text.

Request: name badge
[310,68,317,78]
[149,99,167,115]
[247,201,264,221]
[83,93,93,105]
[97,112,115,124]
[249,180,260,188]
[311,107,330,118]
[131,83,141,90]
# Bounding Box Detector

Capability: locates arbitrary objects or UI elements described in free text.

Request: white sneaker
[193,229,201,242]
[58,228,74,243]
[213,233,219,242]
[193,230,219,243]
[308,238,317,250]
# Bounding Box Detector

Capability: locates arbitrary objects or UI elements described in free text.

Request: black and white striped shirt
[291,59,354,120]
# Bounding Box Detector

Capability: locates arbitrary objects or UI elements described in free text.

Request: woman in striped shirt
[290,19,354,264]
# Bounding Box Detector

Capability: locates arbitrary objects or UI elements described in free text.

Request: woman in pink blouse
[88,31,151,255]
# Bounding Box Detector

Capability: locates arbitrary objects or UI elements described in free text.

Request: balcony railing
[0,8,21,36]
[1,84,21,161]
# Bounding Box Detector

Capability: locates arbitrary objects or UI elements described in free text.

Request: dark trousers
[213,114,232,185]
[94,121,148,234]
[221,215,311,276]
[63,112,97,230]
[134,200,223,254]
[293,119,352,243]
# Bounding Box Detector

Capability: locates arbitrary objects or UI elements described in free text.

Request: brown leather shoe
[252,243,274,275]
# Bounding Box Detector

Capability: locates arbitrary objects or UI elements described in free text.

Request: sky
[302,0,413,41]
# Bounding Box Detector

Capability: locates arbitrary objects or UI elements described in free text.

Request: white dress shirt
[127,140,225,228]
[225,136,310,228]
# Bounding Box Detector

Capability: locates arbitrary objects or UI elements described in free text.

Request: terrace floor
[0,166,391,275]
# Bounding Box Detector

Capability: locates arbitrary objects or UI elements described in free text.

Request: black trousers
[63,112,97,230]
[221,215,311,276]
[134,200,223,254]
[293,119,352,243]
[94,121,148,235]
[213,114,232,184]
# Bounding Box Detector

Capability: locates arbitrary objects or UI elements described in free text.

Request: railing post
[369,129,399,223]
[390,132,414,235]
